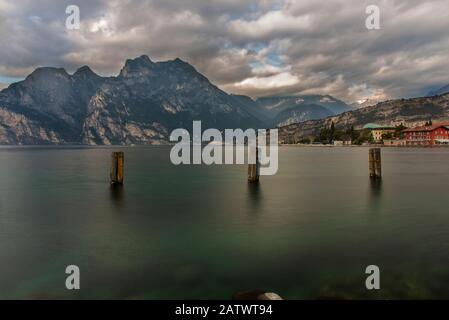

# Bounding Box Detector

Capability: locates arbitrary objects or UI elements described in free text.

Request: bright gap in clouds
[235,72,299,89]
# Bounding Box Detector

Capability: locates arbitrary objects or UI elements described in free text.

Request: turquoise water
[0,146,449,299]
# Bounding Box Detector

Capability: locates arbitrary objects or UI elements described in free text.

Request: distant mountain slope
[256,95,351,115]
[428,84,449,97]
[273,104,333,126]
[350,98,384,109]
[254,95,352,127]
[229,94,271,127]
[278,93,449,142]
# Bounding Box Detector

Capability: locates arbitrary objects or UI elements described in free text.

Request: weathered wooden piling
[248,135,260,183]
[369,148,382,179]
[110,152,124,185]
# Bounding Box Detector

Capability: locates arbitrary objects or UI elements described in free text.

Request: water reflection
[368,179,383,211]
[110,184,125,208]
[247,181,262,211]
[369,179,382,197]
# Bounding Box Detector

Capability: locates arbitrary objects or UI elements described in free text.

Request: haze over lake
[0,146,448,299]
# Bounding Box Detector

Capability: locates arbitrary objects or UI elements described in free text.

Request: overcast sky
[1,0,449,102]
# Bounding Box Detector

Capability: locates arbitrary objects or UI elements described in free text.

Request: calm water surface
[0,146,448,299]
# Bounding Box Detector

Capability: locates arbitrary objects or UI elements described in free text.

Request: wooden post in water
[369,148,382,179]
[248,134,260,183]
[110,152,124,185]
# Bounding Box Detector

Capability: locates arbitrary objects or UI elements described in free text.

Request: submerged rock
[233,290,284,300]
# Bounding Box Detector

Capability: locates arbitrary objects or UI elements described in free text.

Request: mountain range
[3,54,447,146]
[254,95,351,127]
[0,55,353,145]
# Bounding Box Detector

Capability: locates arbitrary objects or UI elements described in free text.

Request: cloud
[228,10,312,41]
[0,0,449,102]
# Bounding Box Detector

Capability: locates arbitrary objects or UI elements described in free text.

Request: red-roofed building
[403,122,449,146]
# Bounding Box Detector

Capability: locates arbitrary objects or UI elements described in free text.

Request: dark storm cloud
[0,0,448,102]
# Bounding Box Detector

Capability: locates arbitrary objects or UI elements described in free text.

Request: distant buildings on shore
[282,120,449,146]
[402,122,449,146]
[361,121,449,146]
[362,123,396,143]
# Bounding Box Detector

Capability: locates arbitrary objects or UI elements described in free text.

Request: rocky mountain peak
[137,54,153,63]
[26,67,70,82]
[73,65,99,78]
[119,55,155,78]
[170,57,192,67]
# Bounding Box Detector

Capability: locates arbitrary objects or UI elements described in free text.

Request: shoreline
[1,143,449,149]
[280,143,449,148]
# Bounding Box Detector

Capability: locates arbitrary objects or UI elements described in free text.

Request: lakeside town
[280,120,449,147]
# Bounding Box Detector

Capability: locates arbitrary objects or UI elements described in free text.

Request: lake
[0,146,448,299]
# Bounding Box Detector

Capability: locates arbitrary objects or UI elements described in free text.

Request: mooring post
[110,151,124,185]
[248,133,260,183]
[369,148,382,179]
